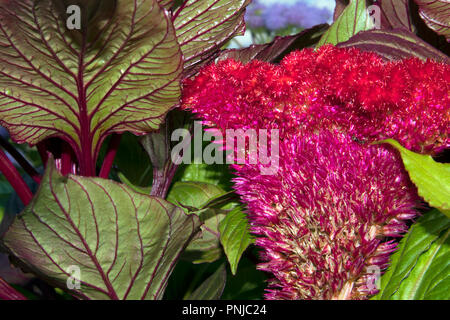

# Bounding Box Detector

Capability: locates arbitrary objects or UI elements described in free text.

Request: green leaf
[186,263,227,300]
[174,163,234,191]
[337,28,450,63]
[0,0,182,163]
[1,161,201,300]
[221,255,267,300]
[219,207,253,275]
[99,132,153,187]
[172,0,250,69]
[117,172,151,195]
[167,181,228,264]
[317,0,374,47]
[373,209,450,300]
[377,139,450,217]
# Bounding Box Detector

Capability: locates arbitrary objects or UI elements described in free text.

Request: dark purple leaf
[414,0,450,41]
[0,276,27,300]
[378,0,415,31]
[218,24,329,63]
[337,28,450,62]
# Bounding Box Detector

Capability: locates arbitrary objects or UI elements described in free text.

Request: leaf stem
[0,148,33,205]
[0,277,27,300]
[0,136,41,184]
[99,134,122,179]
[61,142,76,176]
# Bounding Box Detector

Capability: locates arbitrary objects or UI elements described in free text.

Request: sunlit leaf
[0,0,182,170]
[172,0,250,69]
[317,0,374,46]
[377,139,450,217]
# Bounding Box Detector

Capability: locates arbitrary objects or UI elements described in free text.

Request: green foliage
[377,139,450,217]
[373,209,450,300]
[186,263,227,300]
[317,0,374,47]
[0,178,13,222]
[219,207,254,275]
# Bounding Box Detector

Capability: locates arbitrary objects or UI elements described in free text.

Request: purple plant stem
[60,142,77,176]
[37,141,49,169]
[0,148,33,205]
[99,134,122,179]
[150,162,179,198]
[0,277,27,300]
[0,136,41,184]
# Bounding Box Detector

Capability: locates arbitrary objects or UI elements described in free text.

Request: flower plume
[181,45,449,299]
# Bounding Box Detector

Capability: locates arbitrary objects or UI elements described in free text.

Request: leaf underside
[415,0,450,41]
[172,0,250,69]
[0,0,182,159]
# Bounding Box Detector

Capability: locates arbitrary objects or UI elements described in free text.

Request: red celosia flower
[183,45,449,154]
[181,45,449,299]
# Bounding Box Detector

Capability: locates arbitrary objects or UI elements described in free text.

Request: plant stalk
[0,148,33,205]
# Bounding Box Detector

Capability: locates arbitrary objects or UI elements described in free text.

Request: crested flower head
[181,45,449,299]
[183,45,449,154]
[233,130,419,299]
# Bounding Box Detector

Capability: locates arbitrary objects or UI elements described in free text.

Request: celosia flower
[183,45,449,154]
[233,130,419,299]
[181,45,449,299]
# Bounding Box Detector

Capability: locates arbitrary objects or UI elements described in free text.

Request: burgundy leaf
[414,0,450,41]
[337,28,450,62]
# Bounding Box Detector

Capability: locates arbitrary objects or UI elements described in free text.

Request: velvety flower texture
[183,45,449,154]
[181,45,449,299]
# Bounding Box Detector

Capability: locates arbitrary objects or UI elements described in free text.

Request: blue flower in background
[245,1,265,28]
[245,0,333,31]
[262,3,290,30]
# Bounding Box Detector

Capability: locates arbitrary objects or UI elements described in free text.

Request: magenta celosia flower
[233,130,419,299]
[181,45,449,299]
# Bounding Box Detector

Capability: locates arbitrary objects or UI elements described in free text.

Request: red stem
[0,148,33,205]
[99,134,122,179]
[0,277,27,300]
[0,136,41,184]
[61,143,75,176]
[37,141,49,169]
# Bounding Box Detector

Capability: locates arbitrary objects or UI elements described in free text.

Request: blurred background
[229,0,336,48]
